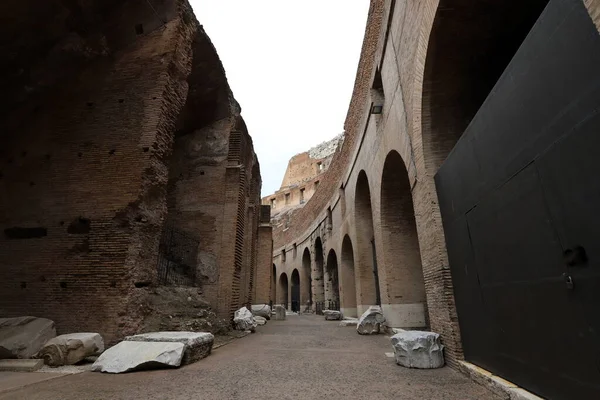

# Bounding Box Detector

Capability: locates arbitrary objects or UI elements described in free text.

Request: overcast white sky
[189,1,370,197]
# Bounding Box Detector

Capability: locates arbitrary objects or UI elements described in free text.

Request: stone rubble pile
[0,316,56,359]
[251,304,271,320]
[233,307,257,332]
[39,333,104,367]
[273,305,286,320]
[323,310,342,321]
[390,330,444,369]
[357,306,385,335]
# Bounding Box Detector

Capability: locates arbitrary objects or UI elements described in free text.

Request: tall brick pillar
[254,205,273,304]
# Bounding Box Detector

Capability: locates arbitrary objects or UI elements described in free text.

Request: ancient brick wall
[0,0,195,343]
[0,0,267,342]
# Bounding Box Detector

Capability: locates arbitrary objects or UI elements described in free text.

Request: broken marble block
[254,316,267,326]
[0,316,56,359]
[234,307,257,331]
[91,341,184,373]
[125,331,214,365]
[251,304,271,320]
[339,318,359,327]
[273,305,286,321]
[357,306,385,335]
[39,332,104,367]
[391,331,444,369]
[323,310,342,321]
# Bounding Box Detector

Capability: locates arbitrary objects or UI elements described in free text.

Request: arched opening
[291,269,300,312]
[271,264,277,305]
[354,170,380,315]
[340,235,358,317]
[325,249,340,309]
[422,0,550,173]
[278,272,288,310]
[313,237,325,309]
[421,1,600,398]
[380,151,427,328]
[301,248,312,310]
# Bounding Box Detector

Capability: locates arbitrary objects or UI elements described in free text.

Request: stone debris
[323,310,342,321]
[273,305,286,320]
[254,316,267,326]
[251,304,271,320]
[339,318,359,327]
[0,359,44,372]
[125,331,214,365]
[233,307,257,332]
[357,306,385,335]
[91,341,184,373]
[390,331,445,369]
[39,333,104,367]
[308,133,344,160]
[0,316,56,359]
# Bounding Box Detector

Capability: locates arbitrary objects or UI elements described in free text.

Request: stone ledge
[0,359,43,372]
[458,361,545,400]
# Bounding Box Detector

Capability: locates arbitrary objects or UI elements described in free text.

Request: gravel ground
[0,315,499,400]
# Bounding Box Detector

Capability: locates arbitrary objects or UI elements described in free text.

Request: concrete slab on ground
[0,316,501,400]
[0,359,43,372]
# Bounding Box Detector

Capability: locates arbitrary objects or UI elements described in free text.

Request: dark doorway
[291,269,300,312]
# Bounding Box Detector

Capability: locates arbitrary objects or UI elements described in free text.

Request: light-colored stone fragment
[39,333,104,367]
[125,331,213,365]
[91,341,184,373]
[390,331,444,369]
[254,316,267,326]
[0,316,56,359]
[233,307,257,331]
[273,305,286,320]
[339,318,358,327]
[323,310,342,321]
[251,304,271,320]
[356,306,385,335]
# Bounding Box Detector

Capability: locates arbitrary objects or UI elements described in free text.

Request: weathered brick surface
[270,0,600,369]
[0,0,267,343]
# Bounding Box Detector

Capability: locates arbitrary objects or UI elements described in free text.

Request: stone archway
[313,237,325,308]
[291,269,300,312]
[302,248,312,310]
[354,170,379,315]
[414,0,553,366]
[340,235,358,317]
[278,272,289,310]
[325,249,340,309]
[380,150,427,328]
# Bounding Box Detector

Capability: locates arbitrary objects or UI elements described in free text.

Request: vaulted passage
[325,250,340,308]
[312,237,325,308]
[340,235,357,317]
[302,248,312,309]
[291,269,300,312]
[379,151,427,328]
[354,171,380,313]
[278,272,289,309]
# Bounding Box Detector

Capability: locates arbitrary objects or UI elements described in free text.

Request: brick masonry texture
[0,0,268,344]
[270,0,600,370]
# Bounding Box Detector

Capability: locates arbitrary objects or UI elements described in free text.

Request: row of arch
[273,149,426,324]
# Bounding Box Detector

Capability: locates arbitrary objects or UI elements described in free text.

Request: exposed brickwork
[0,0,267,343]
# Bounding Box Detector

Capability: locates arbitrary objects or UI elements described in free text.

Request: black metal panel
[435,0,600,398]
[157,225,199,286]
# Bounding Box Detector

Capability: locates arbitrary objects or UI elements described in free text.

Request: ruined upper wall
[279,134,344,189]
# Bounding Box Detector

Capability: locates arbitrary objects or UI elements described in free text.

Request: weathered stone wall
[0,0,266,342]
[271,0,600,370]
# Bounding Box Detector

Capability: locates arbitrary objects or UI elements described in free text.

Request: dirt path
[0,315,498,399]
